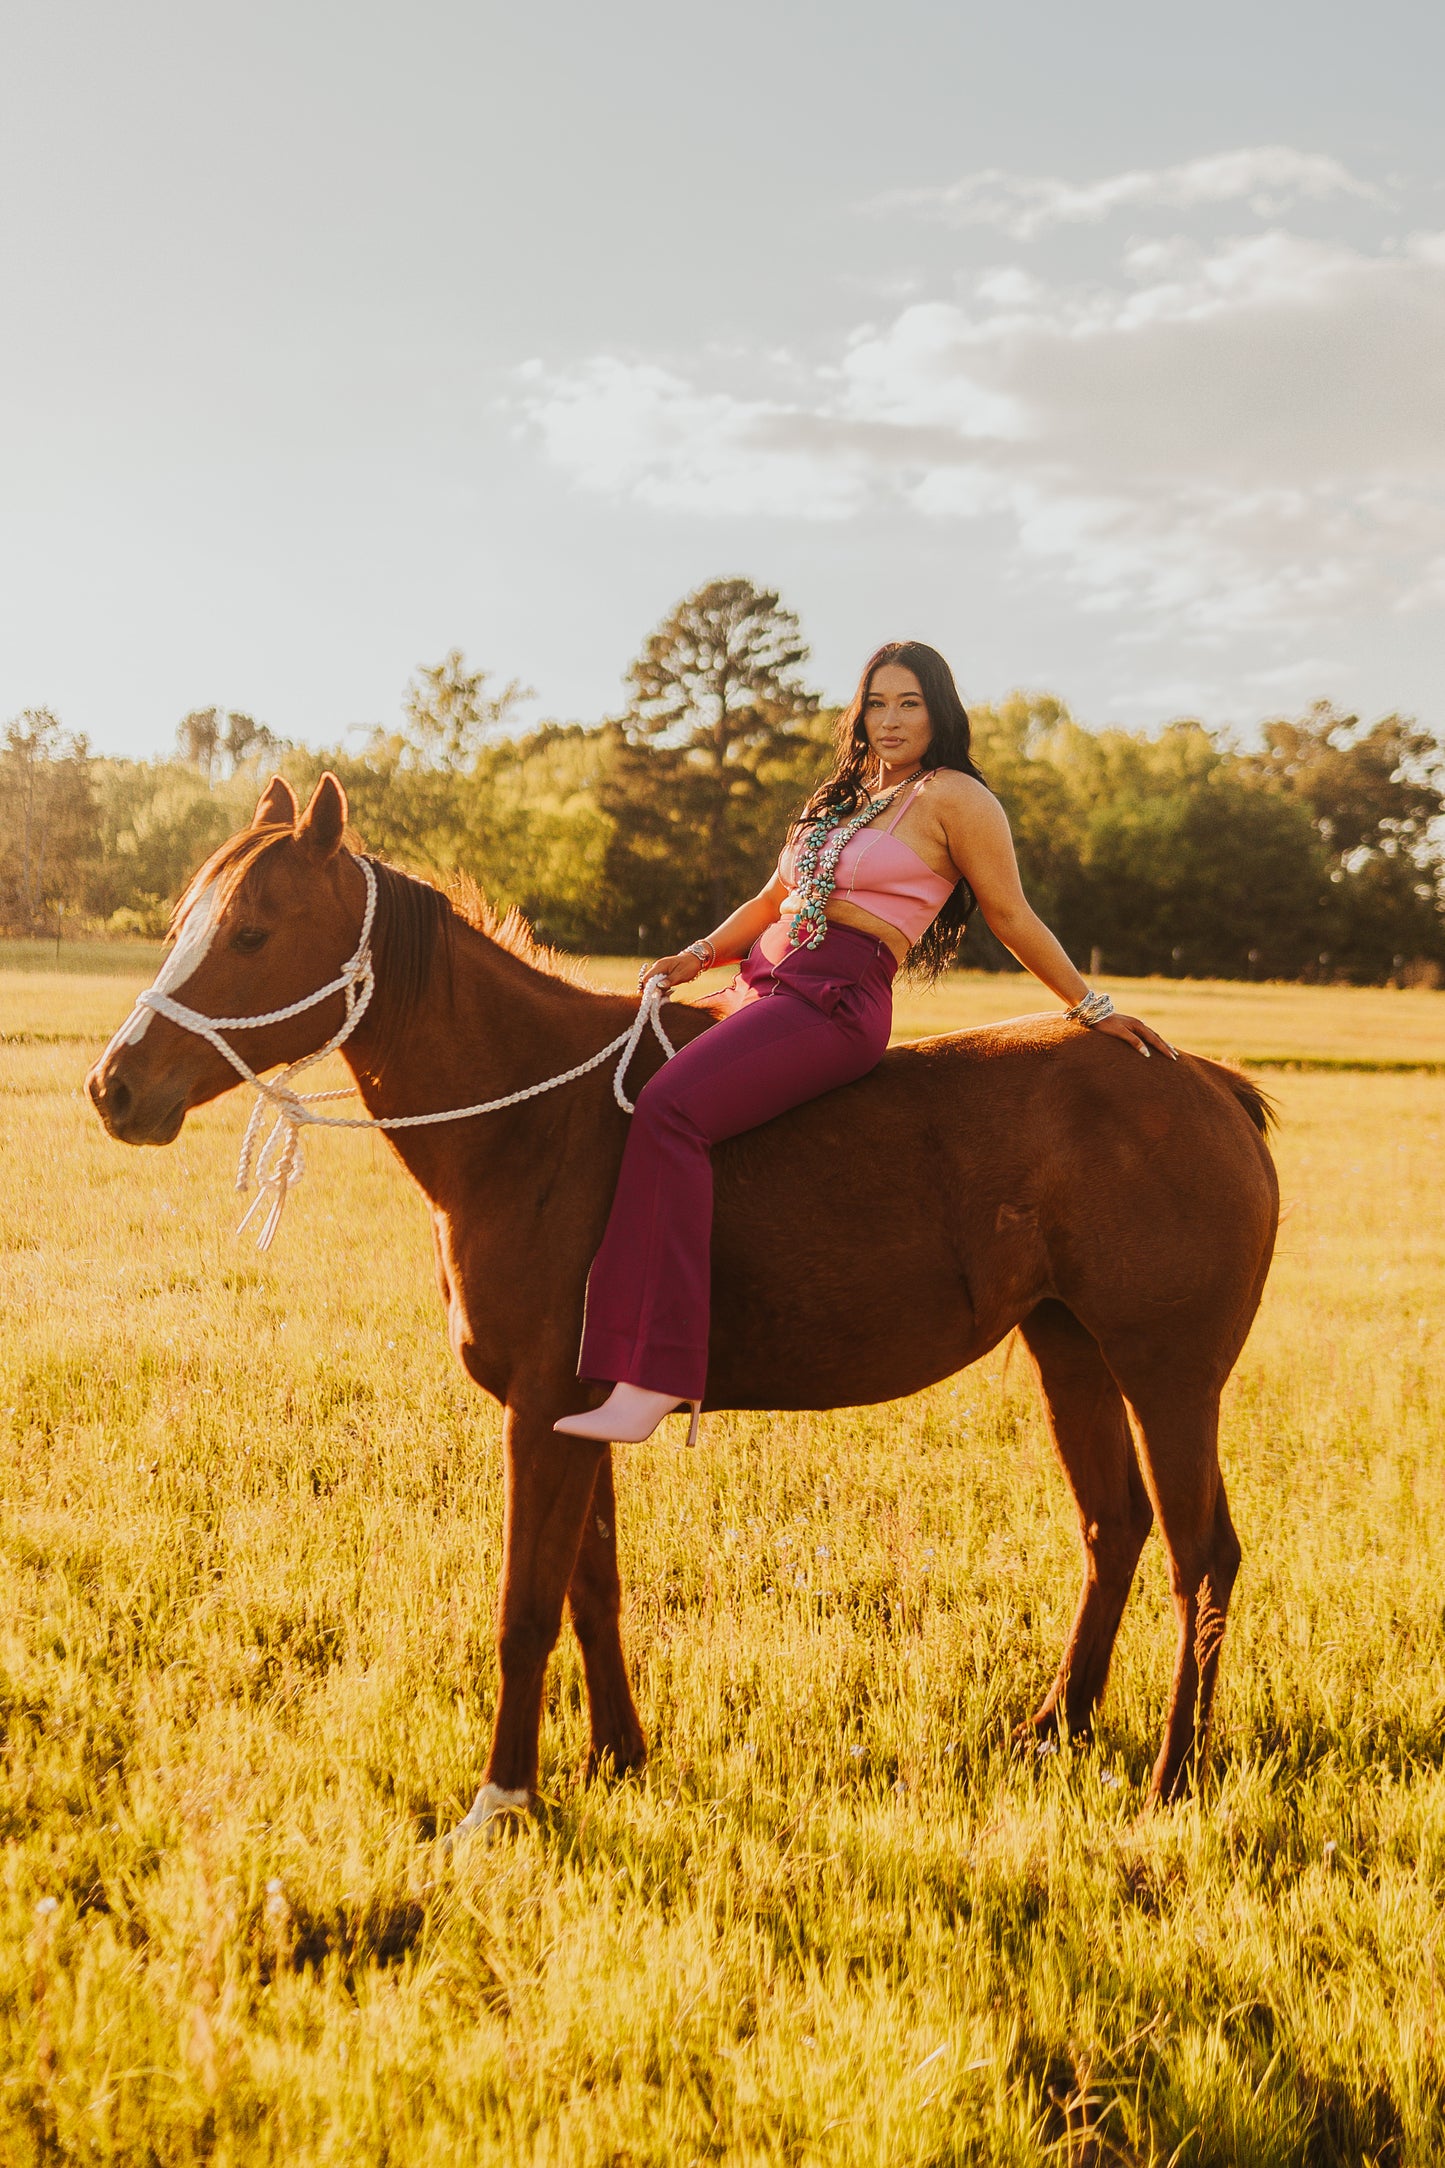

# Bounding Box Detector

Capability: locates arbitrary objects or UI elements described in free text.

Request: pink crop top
[777,774,956,944]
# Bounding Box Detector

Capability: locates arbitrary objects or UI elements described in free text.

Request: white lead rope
[131,858,677,1251]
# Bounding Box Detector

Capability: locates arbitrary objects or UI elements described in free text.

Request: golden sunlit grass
[0,956,1442,2163]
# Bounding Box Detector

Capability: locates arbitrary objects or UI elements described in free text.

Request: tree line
[3,578,1443,984]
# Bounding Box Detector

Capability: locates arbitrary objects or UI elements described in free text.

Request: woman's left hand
[638,950,704,991]
[1091,1012,1178,1060]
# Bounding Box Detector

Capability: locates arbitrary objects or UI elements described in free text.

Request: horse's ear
[296,772,348,861]
[253,773,298,829]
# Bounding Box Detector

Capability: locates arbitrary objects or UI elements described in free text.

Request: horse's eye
[231,926,270,955]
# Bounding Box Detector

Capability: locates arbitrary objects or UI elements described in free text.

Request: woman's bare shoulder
[928,768,1004,819]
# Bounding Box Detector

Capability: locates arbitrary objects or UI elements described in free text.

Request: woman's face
[863,664,932,772]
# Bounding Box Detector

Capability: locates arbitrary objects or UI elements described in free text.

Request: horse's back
[718,1012,1273,1189]
[704,1016,1277,1409]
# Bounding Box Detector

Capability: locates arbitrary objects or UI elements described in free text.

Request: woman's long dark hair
[794,640,986,982]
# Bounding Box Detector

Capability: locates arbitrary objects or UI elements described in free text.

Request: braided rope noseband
[127,857,676,1251]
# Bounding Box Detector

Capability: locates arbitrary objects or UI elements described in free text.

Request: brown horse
[87,774,1278,1816]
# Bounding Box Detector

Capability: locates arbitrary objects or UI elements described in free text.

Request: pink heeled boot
[554,1383,702,1447]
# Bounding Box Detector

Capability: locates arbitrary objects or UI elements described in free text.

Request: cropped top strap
[882,771,933,832]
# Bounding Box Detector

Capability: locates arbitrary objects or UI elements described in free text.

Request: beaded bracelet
[1065,988,1115,1026]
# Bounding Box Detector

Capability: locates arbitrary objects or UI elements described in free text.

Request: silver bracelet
[1065,988,1115,1026]
[686,937,716,969]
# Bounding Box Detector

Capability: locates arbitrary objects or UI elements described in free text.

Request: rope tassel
[123,861,678,1251]
[235,1097,309,1251]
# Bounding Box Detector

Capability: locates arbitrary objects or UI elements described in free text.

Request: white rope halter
[131,858,677,1251]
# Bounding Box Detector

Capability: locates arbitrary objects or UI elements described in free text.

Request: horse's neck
[341,922,626,1202]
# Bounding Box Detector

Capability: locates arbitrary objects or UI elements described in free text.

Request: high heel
[554,1383,702,1446]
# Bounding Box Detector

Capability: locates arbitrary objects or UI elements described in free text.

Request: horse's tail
[1195,1056,1277,1138]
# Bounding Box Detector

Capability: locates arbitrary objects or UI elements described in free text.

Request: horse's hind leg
[1019,1300,1153,1744]
[1104,1354,1241,1802]
[566,1449,646,1779]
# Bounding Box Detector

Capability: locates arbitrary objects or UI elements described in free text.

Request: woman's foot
[554,1384,701,1446]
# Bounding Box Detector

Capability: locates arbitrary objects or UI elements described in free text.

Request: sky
[1,0,1442,758]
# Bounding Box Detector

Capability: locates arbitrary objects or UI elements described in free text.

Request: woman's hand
[1091,1012,1178,1060]
[639,951,704,991]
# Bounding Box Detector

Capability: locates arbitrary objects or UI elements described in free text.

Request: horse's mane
[437,867,589,987]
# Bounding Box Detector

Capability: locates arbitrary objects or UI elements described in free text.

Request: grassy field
[1,954,1443,2164]
[0,939,170,978]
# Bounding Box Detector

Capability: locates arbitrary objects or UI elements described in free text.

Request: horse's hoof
[441,1781,531,1852]
[1010,1713,1094,1756]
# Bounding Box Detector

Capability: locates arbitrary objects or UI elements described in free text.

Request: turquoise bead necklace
[785,773,920,950]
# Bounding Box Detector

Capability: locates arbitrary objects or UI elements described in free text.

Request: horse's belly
[705,1328,987,1413]
[703,1244,997,1412]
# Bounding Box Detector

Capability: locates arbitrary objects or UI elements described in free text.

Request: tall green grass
[0,980,1441,2163]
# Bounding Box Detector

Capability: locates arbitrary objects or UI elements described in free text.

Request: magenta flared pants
[578,921,897,1401]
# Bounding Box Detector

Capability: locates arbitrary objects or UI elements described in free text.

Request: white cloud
[837,304,1029,438]
[516,357,867,520]
[516,200,1445,651]
[880,146,1378,240]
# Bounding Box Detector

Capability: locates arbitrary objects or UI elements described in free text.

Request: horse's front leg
[448,1399,602,1843]
[567,1449,646,1780]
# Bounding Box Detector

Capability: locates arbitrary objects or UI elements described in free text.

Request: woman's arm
[937,780,1176,1059]
[642,869,789,989]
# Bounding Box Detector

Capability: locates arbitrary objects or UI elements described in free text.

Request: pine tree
[614,578,818,925]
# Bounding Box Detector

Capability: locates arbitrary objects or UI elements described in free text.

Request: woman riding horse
[557,641,1177,1450]
[87,654,1275,1816]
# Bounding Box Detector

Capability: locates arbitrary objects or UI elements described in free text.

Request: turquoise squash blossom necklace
[786,776,918,950]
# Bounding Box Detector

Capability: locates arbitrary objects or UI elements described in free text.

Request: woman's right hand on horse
[639,951,703,991]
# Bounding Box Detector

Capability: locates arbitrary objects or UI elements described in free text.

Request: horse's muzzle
[86,1050,187,1145]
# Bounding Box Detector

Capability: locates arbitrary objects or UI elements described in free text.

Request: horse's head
[87,772,364,1145]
